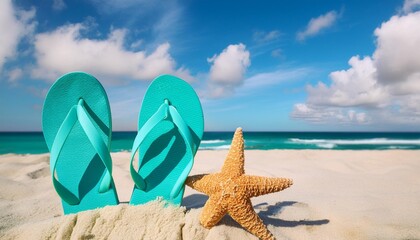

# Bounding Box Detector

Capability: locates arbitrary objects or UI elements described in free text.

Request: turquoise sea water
[1,132,420,154]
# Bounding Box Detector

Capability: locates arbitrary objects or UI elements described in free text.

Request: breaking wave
[289,138,420,149]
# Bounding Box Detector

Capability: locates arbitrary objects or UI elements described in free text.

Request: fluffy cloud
[293,10,420,126]
[402,0,420,13]
[307,56,388,108]
[208,44,250,85]
[374,11,420,94]
[297,10,338,41]
[292,104,369,124]
[0,0,35,71]
[32,23,193,83]
[207,44,250,97]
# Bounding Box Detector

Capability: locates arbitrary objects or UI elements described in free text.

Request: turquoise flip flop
[129,75,204,205]
[42,72,119,214]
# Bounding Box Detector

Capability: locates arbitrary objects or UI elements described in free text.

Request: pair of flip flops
[43,72,204,214]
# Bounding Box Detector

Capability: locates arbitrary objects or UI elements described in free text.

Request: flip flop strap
[130,100,195,199]
[167,105,195,198]
[50,99,112,205]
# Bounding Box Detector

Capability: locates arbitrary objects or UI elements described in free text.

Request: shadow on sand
[182,193,209,209]
[255,201,330,227]
[182,194,329,228]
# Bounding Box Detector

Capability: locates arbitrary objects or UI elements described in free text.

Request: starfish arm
[228,196,275,240]
[240,175,293,198]
[185,174,221,195]
[200,193,227,228]
[221,128,245,177]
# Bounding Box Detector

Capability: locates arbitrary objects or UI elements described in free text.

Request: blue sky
[1,0,420,131]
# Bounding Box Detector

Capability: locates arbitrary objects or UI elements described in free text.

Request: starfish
[186,128,293,240]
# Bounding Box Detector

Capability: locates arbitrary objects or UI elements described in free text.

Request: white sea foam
[289,138,420,145]
[199,145,231,150]
[387,146,412,149]
[316,143,336,149]
[201,140,226,144]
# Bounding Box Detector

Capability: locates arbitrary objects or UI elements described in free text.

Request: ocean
[1,131,420,154]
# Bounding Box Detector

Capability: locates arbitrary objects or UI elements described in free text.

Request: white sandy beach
[1,150,420,239]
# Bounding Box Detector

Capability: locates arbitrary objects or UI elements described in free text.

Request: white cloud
[397,95,420,120]
[0,0,36,71]
[293,11,420,126]
[374,12,420,94]
[208,44,250,85]
[401,0,420,13]
[53,0,66,11]
[307,56,388,108]
[292,103,369,124]
[7,68,23,84]
[241,67,310,92]
[253,30,280,43]
[206,44,250,97]
[89,0,184,45]
[32,23,193,83]
[151,1,184,43]
[130,40,143,50]
[297,10,338,41]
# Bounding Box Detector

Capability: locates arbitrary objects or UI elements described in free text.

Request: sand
[1,150,420,239]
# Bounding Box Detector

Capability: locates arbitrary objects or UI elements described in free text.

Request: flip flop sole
[43,72,119,214]
[130,75,204,205]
